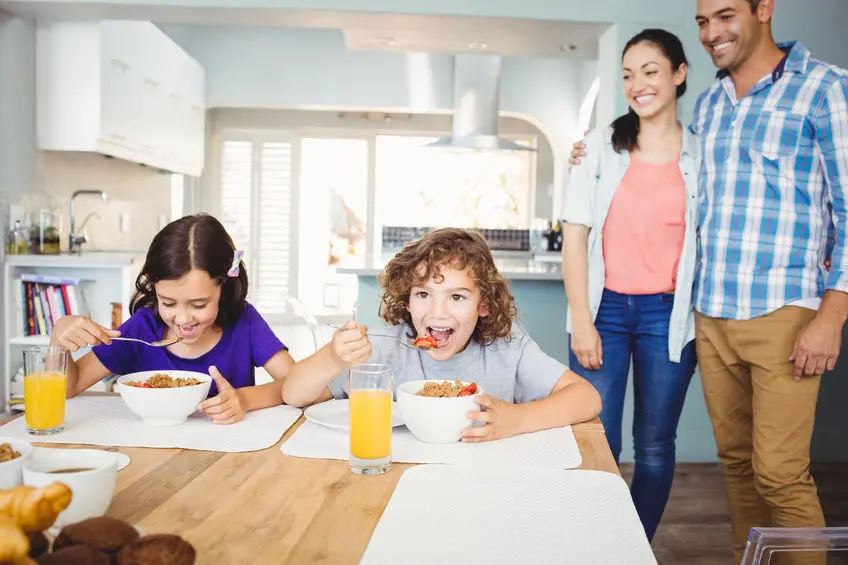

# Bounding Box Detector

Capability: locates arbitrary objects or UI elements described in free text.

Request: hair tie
[228,250,244,277]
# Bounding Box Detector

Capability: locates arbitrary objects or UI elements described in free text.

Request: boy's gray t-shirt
[328,321,566,403]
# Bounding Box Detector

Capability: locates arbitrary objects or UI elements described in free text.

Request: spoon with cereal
[327,324,439,351]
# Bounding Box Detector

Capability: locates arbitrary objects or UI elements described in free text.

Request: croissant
[0,511,29,562]
[0,482,73,532]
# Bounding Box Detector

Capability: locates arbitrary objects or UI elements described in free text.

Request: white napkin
[0,396,302,453]
[360,465,657,565]
[281,421,582,469]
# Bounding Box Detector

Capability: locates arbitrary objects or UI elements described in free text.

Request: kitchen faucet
[69,189,108,254]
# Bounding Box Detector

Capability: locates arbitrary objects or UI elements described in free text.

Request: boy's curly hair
[378,228,516,346]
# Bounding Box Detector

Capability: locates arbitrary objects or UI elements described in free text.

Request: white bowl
[0,437,33,489]
[23,449,118,528]
[115,370,212,426]
[395,380,482,444]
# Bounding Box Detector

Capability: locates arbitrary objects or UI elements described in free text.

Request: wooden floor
[620,463,848,565]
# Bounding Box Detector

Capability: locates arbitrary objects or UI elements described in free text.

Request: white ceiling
[0,1,608,58]
[341,15,607,58]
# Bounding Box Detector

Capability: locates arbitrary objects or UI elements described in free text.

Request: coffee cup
[23,449,118,527]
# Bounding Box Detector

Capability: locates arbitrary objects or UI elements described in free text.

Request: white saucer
[304,399,404,432]
[32,447,130,471]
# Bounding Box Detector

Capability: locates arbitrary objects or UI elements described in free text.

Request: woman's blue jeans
[569,289,696,541]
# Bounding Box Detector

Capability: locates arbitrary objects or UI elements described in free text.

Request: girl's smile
[154,269,222,349]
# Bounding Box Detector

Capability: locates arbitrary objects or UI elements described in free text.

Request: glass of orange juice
[349,363,394,475]
[23,346,68,435]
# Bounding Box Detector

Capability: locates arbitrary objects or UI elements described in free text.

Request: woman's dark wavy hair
[378,228,516,346]
[130,214,248,327]
[611,28,689,153]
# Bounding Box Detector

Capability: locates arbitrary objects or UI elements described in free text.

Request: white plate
[32,447,130,471]
[304,399,404,432]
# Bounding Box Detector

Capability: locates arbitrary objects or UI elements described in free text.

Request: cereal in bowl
[0,442,21,463]
[415,380,478,398]
[124,373,202,389]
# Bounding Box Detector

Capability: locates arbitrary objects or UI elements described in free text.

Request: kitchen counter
[337,253,563,281]
[5,252,142,268]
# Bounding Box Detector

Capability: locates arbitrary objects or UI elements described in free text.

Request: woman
[560,28,699,541]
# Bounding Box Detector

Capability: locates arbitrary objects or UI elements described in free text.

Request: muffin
[37,546,110,565]
[53,517,139,563]
[27,531,49,559]
[116,535,195,565]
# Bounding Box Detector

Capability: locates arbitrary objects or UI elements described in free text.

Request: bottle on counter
[545,221,556,252]
[30,208,61,255]
[554,220,563,252]
[6,220,29,255]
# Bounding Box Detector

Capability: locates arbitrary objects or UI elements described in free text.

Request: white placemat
[281,421,582,469]
[360,465,657,565]
[0,396,302,453]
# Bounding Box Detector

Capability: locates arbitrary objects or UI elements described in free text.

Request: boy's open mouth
[427,327,454,347]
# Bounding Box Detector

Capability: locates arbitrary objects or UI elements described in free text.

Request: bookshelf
[2,253,142,413]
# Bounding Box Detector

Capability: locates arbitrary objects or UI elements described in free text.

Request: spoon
[326,324,437,351]
[109,336,183,348]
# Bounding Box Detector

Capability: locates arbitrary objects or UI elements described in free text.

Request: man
[568,0,848,561]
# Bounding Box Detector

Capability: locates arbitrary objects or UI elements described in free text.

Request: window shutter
[218,136,295,318]
[255,142,294,313]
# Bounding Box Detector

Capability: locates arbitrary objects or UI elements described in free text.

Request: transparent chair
[740,527,848,565]
[255,295,326,385]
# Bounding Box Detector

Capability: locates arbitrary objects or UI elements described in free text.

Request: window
[213,125,537,319]
[218,134,296,321]
[375,135,534,230]
[298,137,369,315]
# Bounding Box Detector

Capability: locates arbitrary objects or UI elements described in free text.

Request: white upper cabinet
[37,20,206,177]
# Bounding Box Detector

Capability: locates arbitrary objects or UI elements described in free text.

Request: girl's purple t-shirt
[92,302,286,397]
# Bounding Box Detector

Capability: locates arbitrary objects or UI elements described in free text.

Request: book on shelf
[14,274,87,337]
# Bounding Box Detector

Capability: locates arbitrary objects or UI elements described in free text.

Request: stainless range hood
[428,54,535,152]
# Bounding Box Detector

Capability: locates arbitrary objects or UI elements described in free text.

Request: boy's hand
[461,395,526,442]
[199,366,245,425]
[52,315,120,352]
[330,321,372,368]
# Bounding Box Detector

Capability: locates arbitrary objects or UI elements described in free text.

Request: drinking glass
[23,346,68,435]
[348,364,394,475]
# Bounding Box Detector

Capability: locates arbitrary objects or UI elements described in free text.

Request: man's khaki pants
[695,307,825,565]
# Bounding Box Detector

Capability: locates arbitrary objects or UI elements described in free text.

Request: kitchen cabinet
[36,20,205,177]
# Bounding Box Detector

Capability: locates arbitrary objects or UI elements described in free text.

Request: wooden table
[24,416,618,565]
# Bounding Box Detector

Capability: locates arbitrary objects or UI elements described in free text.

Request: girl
[51,214,368,425]
[282,227,601,442]
[561,29,699,540]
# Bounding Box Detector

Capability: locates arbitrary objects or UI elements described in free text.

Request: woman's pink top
[602,156,686,294]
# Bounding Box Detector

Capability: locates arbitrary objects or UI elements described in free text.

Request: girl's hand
[461,395,525,442]
[330,321,372,368]
[571,322,603,370]
[199,366,245,425]
[52,315,120,352]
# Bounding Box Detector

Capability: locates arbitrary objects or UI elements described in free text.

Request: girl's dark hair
[611,28,689,153]
[130,214,248,327]
[378,228,516,346]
